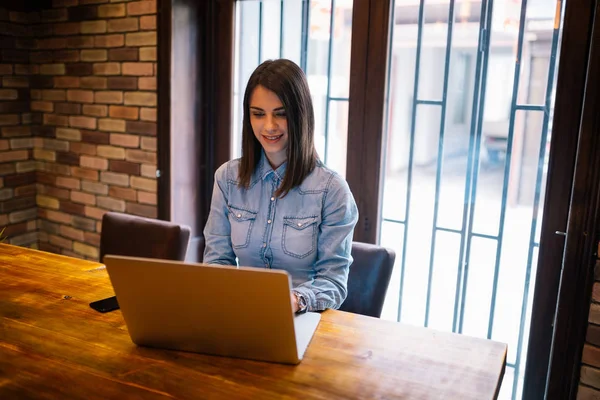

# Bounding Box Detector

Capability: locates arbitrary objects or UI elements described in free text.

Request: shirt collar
[258,151,287,181]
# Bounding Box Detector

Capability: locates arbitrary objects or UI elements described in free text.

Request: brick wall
[0,8,38,247]
[0,0,158,260]
[579,247,600,399]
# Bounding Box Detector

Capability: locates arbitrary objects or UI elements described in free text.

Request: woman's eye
[275,112,286,118]
[251,112,264,117]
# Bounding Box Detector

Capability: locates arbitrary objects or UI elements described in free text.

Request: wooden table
[0,244,507,399]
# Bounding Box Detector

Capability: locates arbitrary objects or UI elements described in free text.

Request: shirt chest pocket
[282,215,319,259]
[228,206,257,249]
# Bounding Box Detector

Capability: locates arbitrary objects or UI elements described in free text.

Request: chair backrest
[339,241,396,318]
[99,212,191,263]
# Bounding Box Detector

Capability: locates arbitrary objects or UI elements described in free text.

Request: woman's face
[249,85,289,169]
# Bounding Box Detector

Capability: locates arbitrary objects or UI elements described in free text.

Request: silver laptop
[103,255,321,364]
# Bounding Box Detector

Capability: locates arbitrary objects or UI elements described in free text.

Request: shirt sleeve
[202,163,237,266]
[293,175,359,311]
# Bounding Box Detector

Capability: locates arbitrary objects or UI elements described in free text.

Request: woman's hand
[290,292,299,313]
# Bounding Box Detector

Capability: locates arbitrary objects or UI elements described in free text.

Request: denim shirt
[203,152,359,311]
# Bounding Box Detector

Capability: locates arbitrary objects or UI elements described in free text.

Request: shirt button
[262,243,267,248]
[267,219,272,224]
[270,197,275,201]
[236,214,241,218]
[297,223,302,227]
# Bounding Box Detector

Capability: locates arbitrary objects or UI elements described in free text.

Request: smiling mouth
[263,134,283,141]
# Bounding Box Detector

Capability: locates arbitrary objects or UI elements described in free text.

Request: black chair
[339,241,396,318]
[92,212,191,312]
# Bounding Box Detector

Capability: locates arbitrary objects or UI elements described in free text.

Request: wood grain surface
[0,244,506,399]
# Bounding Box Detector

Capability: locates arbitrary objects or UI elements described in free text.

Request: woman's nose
[265,115,278,131]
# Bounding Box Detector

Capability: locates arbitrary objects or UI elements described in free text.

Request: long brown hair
[238,59,317,198]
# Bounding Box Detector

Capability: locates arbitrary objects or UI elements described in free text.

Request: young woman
[203,59,358,313]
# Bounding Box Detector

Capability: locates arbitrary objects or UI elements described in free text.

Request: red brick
[122,62,153,76]
[110,133,139,148]
[94,34,125,48]
[67,90,95,103]
[125,32,156,46]
[139,107,156,122]
[56,151,80,166]
[67,36,95,49]
[138,77,156,91]
[54,22,80,36]
[80,77,108,89]
[125,149,155,164]
[97,145,125,159]
[108,186,137,202]
[60,225,85,241]
[126,121,156,136]
[71,141,97,155]
[56,176,81,190]
[131,176,155,192]
[0,150,28,163]
[43,114,69,127]
[0,89,19,100]
[98,118,126,132]
[107,17,138,32]
[98,4,126,18]
[124,91,156,106]
[71,166,99,181]
[60,200,86,217]
[54,76,80,88]
[83,104,108,117]
[139,47,156,61]
[84,205,107,221]
[31,101,54,113]
[2,76,28,88]
[15,64,38,75]
[126,202,156,218]
[70,116,97,130]
[73,242,99,259]
[141,165,156,178]
[140,15,156,30]
[81,130,110,144]
[137,191,156,205]
[49,234,73,250]
[0,64,14,75]
[107,76,137,90]
[54,50,80,62]
[80,20,107,34]
[42,8,69,22]
[108,47,138,61]
[1,126,30,138]
[109,105,138,120]
[39,38,67,50]
[55,102,82,115]
[127,1,156,16]
[40,63,66,75]
[41,89,67,101]
[71,190,96,205]
[81,49,108,62]
[97,196,126,212]
[65,62,93,76]
[84,231,101,247]
[139,137,156,152]
[109,159,140,175]
[100,171,129,186]
[95,91,123,104]
[79,0,109,4]
[82,180,108,195]
[55,127,81,141]
[80,155,109,170]
[0,114,23,128]
[93,62,121,75]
